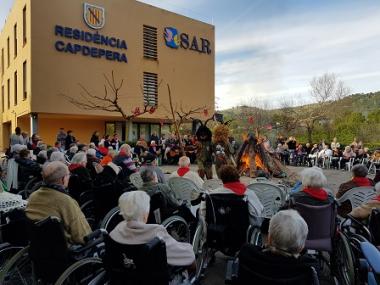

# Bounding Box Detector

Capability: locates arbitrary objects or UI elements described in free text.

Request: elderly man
[237,210,318,284]
[350,182,380,220]
[337,164,375,217]
[169,156,204,189]
[25,161,92,244]
[139,153,165,184]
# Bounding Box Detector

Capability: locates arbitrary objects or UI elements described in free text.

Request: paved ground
[162,164,361,284]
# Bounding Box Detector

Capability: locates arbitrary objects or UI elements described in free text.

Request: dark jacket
[15,157,42,190]
[65,135,76,150]
[68,164,93,202]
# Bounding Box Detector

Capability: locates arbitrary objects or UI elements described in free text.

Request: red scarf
[303,187,328,201]
[177,167,190,177]
[68,163,84,171]
[375,196,380,202]
[224,182,247,196]
[352,177,372,187]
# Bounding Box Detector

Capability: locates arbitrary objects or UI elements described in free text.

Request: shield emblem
[83,3,105,30]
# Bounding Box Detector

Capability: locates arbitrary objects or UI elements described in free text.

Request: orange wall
[38,117,105,146]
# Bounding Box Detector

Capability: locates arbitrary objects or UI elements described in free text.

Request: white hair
[301,167,327,188]
[37,150,48,159]
[69,145,78,154]
[119,191,150,222]
[50,152,66,163]
[87,148,96,157]
[42,161,69,184]
[71,152,87,164]
[178,156,190,168]
[269,209,308,254]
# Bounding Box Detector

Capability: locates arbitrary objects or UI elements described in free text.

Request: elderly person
[26,161,91,244]
[201,165,263,225]
[15,149,42,191]
[139,168,180,217]
[237,210,317,284]
[139,153,165,184]
[109,191,195,268]
[350,182,380,220]
[337,164,375,217]
[50,151,67,164]
[86,148,101,179]
[113,144,137,176]
[291,167,334,206]
[68,152,93,201]
[340,146,356,169]
[169,156,204,189]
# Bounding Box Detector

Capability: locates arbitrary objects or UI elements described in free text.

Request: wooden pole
[167,84,185,155]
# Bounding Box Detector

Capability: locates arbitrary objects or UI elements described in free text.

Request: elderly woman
[291,167,334,205]
[237,210,318,284]
[109,191,195,267]
[337,164,375,217]
[200,165,263,225]
[350,182,380,220]
[68,152,93,201]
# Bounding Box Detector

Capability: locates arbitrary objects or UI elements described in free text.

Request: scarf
[352,177,372,187]
[68,163,84,171]
[375,195,380,202]
[224,182,246,196]
[42,183,69,195]
[177,167,190,177]
[302,187,328,201]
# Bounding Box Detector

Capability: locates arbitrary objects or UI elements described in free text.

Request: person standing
[110,133,120,151]
[56,128,67,150]
[65,130,76,150]
[90,131,100,147]
[10,127,24,146]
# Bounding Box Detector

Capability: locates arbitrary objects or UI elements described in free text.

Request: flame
[240,152,267,172]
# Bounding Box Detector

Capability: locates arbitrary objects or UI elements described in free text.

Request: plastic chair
[202,179,223,192]
[168,177,203,206]
[247,182,286,218]
[129,172,143,189]
[292,201,336,252]
[336,187,376,210]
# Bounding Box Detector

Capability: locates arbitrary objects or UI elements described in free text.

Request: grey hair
[268,209,308,254]
[69,145,78,154]
[87,148,96,157]
[352,164,368,178]
[178,156,190,168]
[140,167,157,183]
[71,152,87,164]
[50,152,66,163]
[42,161,69,184]
[301,167,327,188]
[37,150,48,160]
[119,191,150,222]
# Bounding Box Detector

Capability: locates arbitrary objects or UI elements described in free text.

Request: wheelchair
[0,216,106,285]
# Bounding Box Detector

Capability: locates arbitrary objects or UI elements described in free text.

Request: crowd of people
[1,125,380,284]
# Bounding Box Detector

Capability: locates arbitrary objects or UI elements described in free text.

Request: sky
[1,0,380,110]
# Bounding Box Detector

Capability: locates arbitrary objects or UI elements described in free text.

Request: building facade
[0,0,214,148]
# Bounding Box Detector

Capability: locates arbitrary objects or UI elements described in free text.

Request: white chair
[202,179,223,192]
[368,158,380,175]
[345,157,355,171]
[129,172,143,189]
[336,187,376,210]
[247,182,286,218]
[168,177,203,206]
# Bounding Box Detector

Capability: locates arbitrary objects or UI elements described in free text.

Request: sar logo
[83,3,105,30]
[164,27,180,49]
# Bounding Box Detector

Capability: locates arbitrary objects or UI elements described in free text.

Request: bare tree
[60,71,156,121]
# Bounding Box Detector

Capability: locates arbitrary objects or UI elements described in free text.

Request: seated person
[200,165,263,225]
[139,168,180,218]
[337,164,375,217]
[139,153,166,184]
[68,152,93,201]
[109,191,195,267]
[15,148,42,191]
[350,182,380,220]
[25,161,92,245]
[290,167,334,206]
[86,148,101,179]
[169,156,204,189]
[113,144,137,177]
[237,210,318,285]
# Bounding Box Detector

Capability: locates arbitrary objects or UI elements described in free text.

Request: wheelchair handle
[84,228,108,243]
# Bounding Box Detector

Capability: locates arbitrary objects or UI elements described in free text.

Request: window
[23,6,26,45]
[7,37,10,67]
[23,61,27,99]
[1,48,3,75]
[14,24,17,58]
[14,71,17,106]
[1,85,4,112]
[7,79,10,109]
[143,25,157,60]
[143,72,158,106]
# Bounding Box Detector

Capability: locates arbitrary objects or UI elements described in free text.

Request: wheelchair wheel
[0,244,24,271]
[80,200,97,230]
[0,246,33,285]
[54,257,104,285]
[249,227,264,247]
[333,232,355,285]
[162,215,190,243]
[99,206,123,233]
[192,221,207,281]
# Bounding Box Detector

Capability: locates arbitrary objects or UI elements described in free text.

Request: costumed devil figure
[195,120,213,180]
[213,123,236,178]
